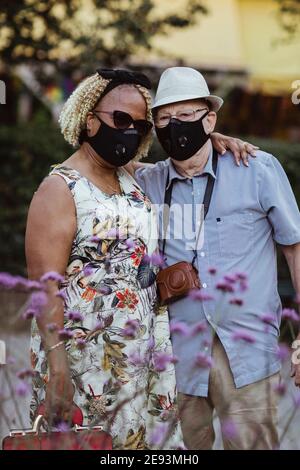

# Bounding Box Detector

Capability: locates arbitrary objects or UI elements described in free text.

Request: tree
[276,0,300,36]
[0,0,208,70]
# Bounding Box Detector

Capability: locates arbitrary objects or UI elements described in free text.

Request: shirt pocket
[217,211,254,258]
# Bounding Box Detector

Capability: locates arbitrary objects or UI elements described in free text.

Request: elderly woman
[25,68,255,449]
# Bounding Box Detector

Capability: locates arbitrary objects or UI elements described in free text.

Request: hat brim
[152,93,223,112]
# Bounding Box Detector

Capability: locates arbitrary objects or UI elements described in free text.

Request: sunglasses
[93,110,153,136]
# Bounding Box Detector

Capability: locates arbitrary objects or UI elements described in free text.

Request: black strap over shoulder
[162,149,218,259]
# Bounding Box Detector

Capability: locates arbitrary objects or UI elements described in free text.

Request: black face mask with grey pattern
[155,111,210,161]
[84,114,141,167]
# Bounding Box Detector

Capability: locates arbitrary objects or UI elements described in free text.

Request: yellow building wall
[149,0,300,94]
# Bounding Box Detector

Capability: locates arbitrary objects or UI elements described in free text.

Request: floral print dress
[30,165,183,449]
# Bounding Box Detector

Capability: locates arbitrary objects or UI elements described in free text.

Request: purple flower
[90,235,100,243]
[23,291,48,319]
[46,322,58,332]
[106,228,119,239]
[282,308,300,323]
[93,319,105,331]
[224,274,237,284]
[261,313,277,325]
[235,272,248,281]
[83,266,94,276]
[293,394,300,408]
[239,280,249,292]
[16,368,36,380]
[55,422,70,432]
[147,335,155,351]
[76,339,87,351]
[190,322,207,336]
[274,382,287,396]
[232,330,256,344]
[208,267,217,275]
[169,320,190,336]
[58,328,74,341]
[149,423,169,447]
[276,343,290,362]
[151,253,164,267]
[142,254,151,264]
[216,281,235,293]
[194,352,213,369]
[125,239,135,250]
[56,289,67,301]
[153,352,177,372]
[128,351,147,367]
[40,271,64,283]
[189,289,214,301]
[0,273,42,291]
[98,286,111,295]
[15,381,30,397]
[66,310,83,322]
[221,419,238,440]
[121,319,140,338]
[229,298,244,306]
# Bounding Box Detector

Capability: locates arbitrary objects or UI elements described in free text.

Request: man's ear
[204,111,217,134]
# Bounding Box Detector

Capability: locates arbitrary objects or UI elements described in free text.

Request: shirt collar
[167,148,217,189]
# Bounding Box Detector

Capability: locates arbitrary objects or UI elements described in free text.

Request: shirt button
[207,314,211,320]
[202,283,207,288]
[200,252,205,257]
[204,346,209,352]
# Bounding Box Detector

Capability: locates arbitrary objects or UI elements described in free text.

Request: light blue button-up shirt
[136,147,300,396]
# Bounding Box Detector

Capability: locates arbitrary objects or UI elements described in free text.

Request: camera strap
[161,149,218,265]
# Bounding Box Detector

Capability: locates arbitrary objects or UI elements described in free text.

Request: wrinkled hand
[211,132,259,167]
[44,370,75,424]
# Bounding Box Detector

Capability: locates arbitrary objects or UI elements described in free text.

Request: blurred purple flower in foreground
[276,343,290,362]
[121,319,140,338]
[190,321,207,336]
[23,291,48,319]
[149,422,169,447]
[170,320,190,336]
[194,352,213,369]
[189,289,214,302]
[40,271,64,283]
[15,380,31,397]
[229,298,244,306]
[261,313,277,326]
[282,308,300,323]
[58,328,74,341]
[153,352,177,372]
[232,330,256,344]
[221,419,238,440]
[16,368,36,380]
[0,272,42,292]
[66,310,83,322]
[46,322,58,332]
[274,382,287,396]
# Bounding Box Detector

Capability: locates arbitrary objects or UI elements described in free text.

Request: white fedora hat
[152,67,223,112]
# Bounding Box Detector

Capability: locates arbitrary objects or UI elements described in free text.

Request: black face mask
[155,111,210,161]
[84,115,142,167]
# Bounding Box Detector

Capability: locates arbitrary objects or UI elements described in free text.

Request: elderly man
[134,67,300,450]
